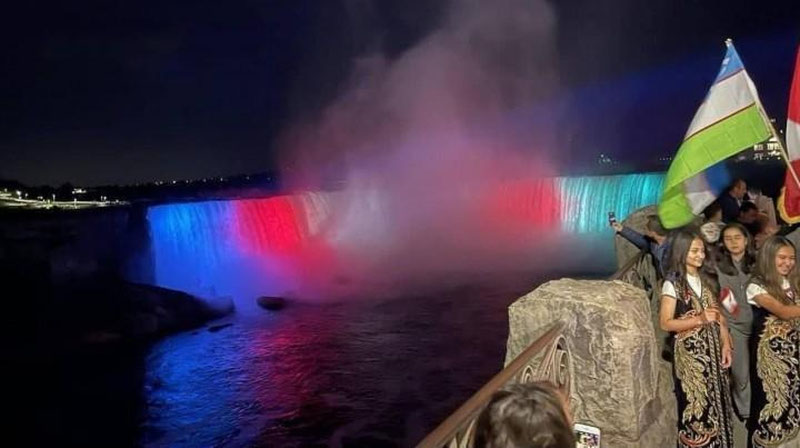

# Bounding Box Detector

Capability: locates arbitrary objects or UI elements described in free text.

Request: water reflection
[140,277,546,447]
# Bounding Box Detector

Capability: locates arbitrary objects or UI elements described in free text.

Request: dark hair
[473,382,575,448]
[726,178,746,193]
[715,223,756,275]
[739,202,758,214]
[645,215,667,237]
[751,235,800,304]
[665,229,718,297]
[702,201,722,221]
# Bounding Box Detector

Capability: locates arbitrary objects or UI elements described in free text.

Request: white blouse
[746,278,791,307]
[662,273,703,299]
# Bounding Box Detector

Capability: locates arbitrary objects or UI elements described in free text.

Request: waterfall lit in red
[232,197,306,253]
[485,179,561,231]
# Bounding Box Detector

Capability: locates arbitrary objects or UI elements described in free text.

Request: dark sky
[0,0,797,186]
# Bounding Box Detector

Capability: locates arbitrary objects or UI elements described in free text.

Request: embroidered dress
[747,280,800,447]
[664,275,734,448]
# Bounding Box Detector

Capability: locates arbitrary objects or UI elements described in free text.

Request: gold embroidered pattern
[673,279,733,448]
[752,315,800,447]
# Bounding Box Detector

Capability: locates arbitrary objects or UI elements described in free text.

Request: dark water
[34,273,590,448]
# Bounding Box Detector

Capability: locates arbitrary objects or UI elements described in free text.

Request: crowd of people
[470,179,800,448]
[611,178,800,448]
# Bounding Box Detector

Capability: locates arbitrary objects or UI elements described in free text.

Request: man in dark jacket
[719,179,748,223]
[611,214,670,279]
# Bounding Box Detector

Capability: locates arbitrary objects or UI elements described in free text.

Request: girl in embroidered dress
[660,229,734,448]
[746,236,800,447]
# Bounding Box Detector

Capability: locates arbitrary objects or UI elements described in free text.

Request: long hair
[751,235,800,304]
[715,222,756,276]
[473,381,575,448]
[665,228,718,297]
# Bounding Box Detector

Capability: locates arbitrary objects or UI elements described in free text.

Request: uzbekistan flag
[658,41,772,229]
[777,47,800,223]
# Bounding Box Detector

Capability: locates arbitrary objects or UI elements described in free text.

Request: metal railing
[415,321,569,448]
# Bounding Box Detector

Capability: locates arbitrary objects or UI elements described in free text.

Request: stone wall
[504,278,676,448]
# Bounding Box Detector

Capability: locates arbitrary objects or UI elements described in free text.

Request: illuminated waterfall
[145,173,665,298]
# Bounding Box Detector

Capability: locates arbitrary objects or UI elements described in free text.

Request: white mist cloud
[274,0,572,299]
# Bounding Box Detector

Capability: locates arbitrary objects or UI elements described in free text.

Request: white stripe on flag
[685,70,758,139]
[788,119,800,161]
[684,172,716,214]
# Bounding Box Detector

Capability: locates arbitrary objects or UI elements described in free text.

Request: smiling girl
[746,236,800,447]
[660,229,734,447]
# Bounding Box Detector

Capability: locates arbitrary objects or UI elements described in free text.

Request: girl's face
[722,227,747,256]
[775,245,796,277]
[686,238,706,270]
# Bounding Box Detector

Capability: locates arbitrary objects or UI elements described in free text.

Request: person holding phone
[659,229,734,447]
[610,213,670,279]
[745,236,800,447]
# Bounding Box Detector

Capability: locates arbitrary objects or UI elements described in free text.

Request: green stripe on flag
[658,104,770,228]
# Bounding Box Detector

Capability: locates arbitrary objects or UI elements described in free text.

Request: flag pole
[728,37,800,190]
[754,95,800,189]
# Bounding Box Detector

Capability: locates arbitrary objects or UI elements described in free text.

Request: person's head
[668,229,706,273]
[702,201,723,223]
[716,223,755,275]
[473,381,575,448]
[738,202,759,224]
[728,179,747,200]
[722,223,750,258]
[667,229,718,294]
[645,215,667,242]
[754,236,800,302]
[700,221,721,244]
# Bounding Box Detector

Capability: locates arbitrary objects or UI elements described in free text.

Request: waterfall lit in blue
[558,172,664,233]
[147,201,276,304]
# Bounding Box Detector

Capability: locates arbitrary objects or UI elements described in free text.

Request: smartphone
[608,211,617,226]
[574,423,601,448]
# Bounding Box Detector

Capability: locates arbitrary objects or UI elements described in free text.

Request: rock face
[51,280,235,343]
[614,205,657,270]
[504,278,676,448]
[256,296,287,311]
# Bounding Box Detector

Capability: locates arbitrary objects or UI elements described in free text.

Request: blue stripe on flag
[705,162,731,195]
[714,44,744,83]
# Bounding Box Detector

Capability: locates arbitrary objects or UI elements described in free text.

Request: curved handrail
[609,250,646,281]
[415,321,566,448]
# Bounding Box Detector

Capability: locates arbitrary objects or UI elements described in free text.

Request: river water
[37,271,602,447]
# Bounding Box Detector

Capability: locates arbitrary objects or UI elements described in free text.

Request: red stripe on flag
[789,47,800,124]
[779,46,800,223]
[781,159,800,221]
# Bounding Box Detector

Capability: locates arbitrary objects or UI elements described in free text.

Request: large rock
[504,278,676,448]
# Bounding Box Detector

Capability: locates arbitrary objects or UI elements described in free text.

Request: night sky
[1,0,798,187]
